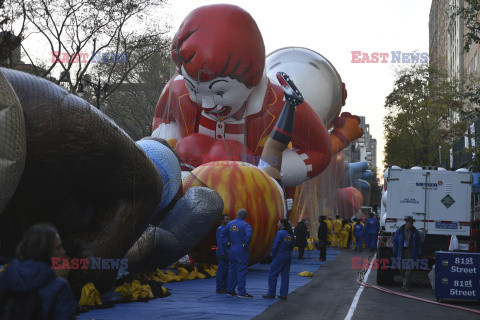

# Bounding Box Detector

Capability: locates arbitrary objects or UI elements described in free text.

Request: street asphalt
[253,248,480,320]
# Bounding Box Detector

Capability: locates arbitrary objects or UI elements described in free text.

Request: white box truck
[377,166,473,285]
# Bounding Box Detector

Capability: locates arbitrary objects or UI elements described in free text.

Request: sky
[162,0,432,174]
[19,0,432,175]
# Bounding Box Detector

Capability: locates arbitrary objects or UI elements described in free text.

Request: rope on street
[355,252,480,315]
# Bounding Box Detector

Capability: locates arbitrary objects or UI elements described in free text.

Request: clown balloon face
[181,66,253,119]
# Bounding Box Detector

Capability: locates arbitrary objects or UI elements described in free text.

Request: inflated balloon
[266,47,346,128]
[175,134,252,170]
[183,161,285,265]
[125,186,223,273]
[291,152,345,227]
[0,68,162,294]
[317,152,346,199]
[136,138,182,210]
[0,68,222,296]
[340,161,373,188]
[336,187,363,217]
[0,70,25,214]
[152,4,363,188]
[355,179,371,190]
[151,4,364,264]
[361,170,374,181]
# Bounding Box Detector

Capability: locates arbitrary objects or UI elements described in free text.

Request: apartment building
[343,116,377,171]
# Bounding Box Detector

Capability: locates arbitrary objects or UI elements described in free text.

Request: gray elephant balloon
[0,68,223,296]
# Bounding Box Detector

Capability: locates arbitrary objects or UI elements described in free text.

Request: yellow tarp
[115,280,153,301]
[200,264,217,277]
[79,283,102,306]
[298,271,314,277]
[165,270,182,282]
[150,264,217,285]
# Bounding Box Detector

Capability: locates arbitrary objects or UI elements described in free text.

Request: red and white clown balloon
[152,4,363,263]
[152,4,362,189]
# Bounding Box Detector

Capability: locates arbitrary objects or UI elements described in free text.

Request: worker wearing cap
[226,209,253,298]
[364,213,380,251]
[353,219,364,251]
[393,216,422,292]
[215,213,231,293]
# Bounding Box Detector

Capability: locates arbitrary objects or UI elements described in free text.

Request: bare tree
[6,0,170,105]
[99,48,172,140]
[0,0,26,68]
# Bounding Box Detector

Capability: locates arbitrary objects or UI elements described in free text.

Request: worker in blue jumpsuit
[226,209,253,298]
[263,218,295,300]
[364,213,379,251]
[215,214,231,293]
[353,219,364,252]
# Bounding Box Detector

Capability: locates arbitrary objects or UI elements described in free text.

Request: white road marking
[344,253,377,320]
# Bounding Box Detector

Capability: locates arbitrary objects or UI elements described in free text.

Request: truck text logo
[416,182,438,190]
[400,198,419,204]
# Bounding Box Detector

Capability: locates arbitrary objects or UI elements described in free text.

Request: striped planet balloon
[183,161,284,265]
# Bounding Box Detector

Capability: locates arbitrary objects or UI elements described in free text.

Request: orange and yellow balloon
[183,161,284,265]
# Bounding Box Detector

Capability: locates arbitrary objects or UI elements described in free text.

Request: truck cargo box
[382,167,472,237]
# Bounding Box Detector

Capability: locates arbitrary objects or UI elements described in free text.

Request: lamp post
[76,74,110,110]
[439,146,442,166]
[59,71,71,91]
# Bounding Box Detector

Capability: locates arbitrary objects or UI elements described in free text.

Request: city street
[255,249,480,320]
[2,2,480,319]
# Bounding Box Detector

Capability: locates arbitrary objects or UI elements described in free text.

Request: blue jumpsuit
[226,218,253,295]
[353,223,364,251]
[364,218,379,249]
[267,229,295,297]
[216,224,229,291]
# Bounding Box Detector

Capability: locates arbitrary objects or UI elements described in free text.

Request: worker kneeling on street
[263,219,295,300]
[393,216,422,292]
[226,209,253,298]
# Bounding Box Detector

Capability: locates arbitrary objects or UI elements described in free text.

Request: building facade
[429,0,449,72]
[343,116,377,171]
[429,0,480,169]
